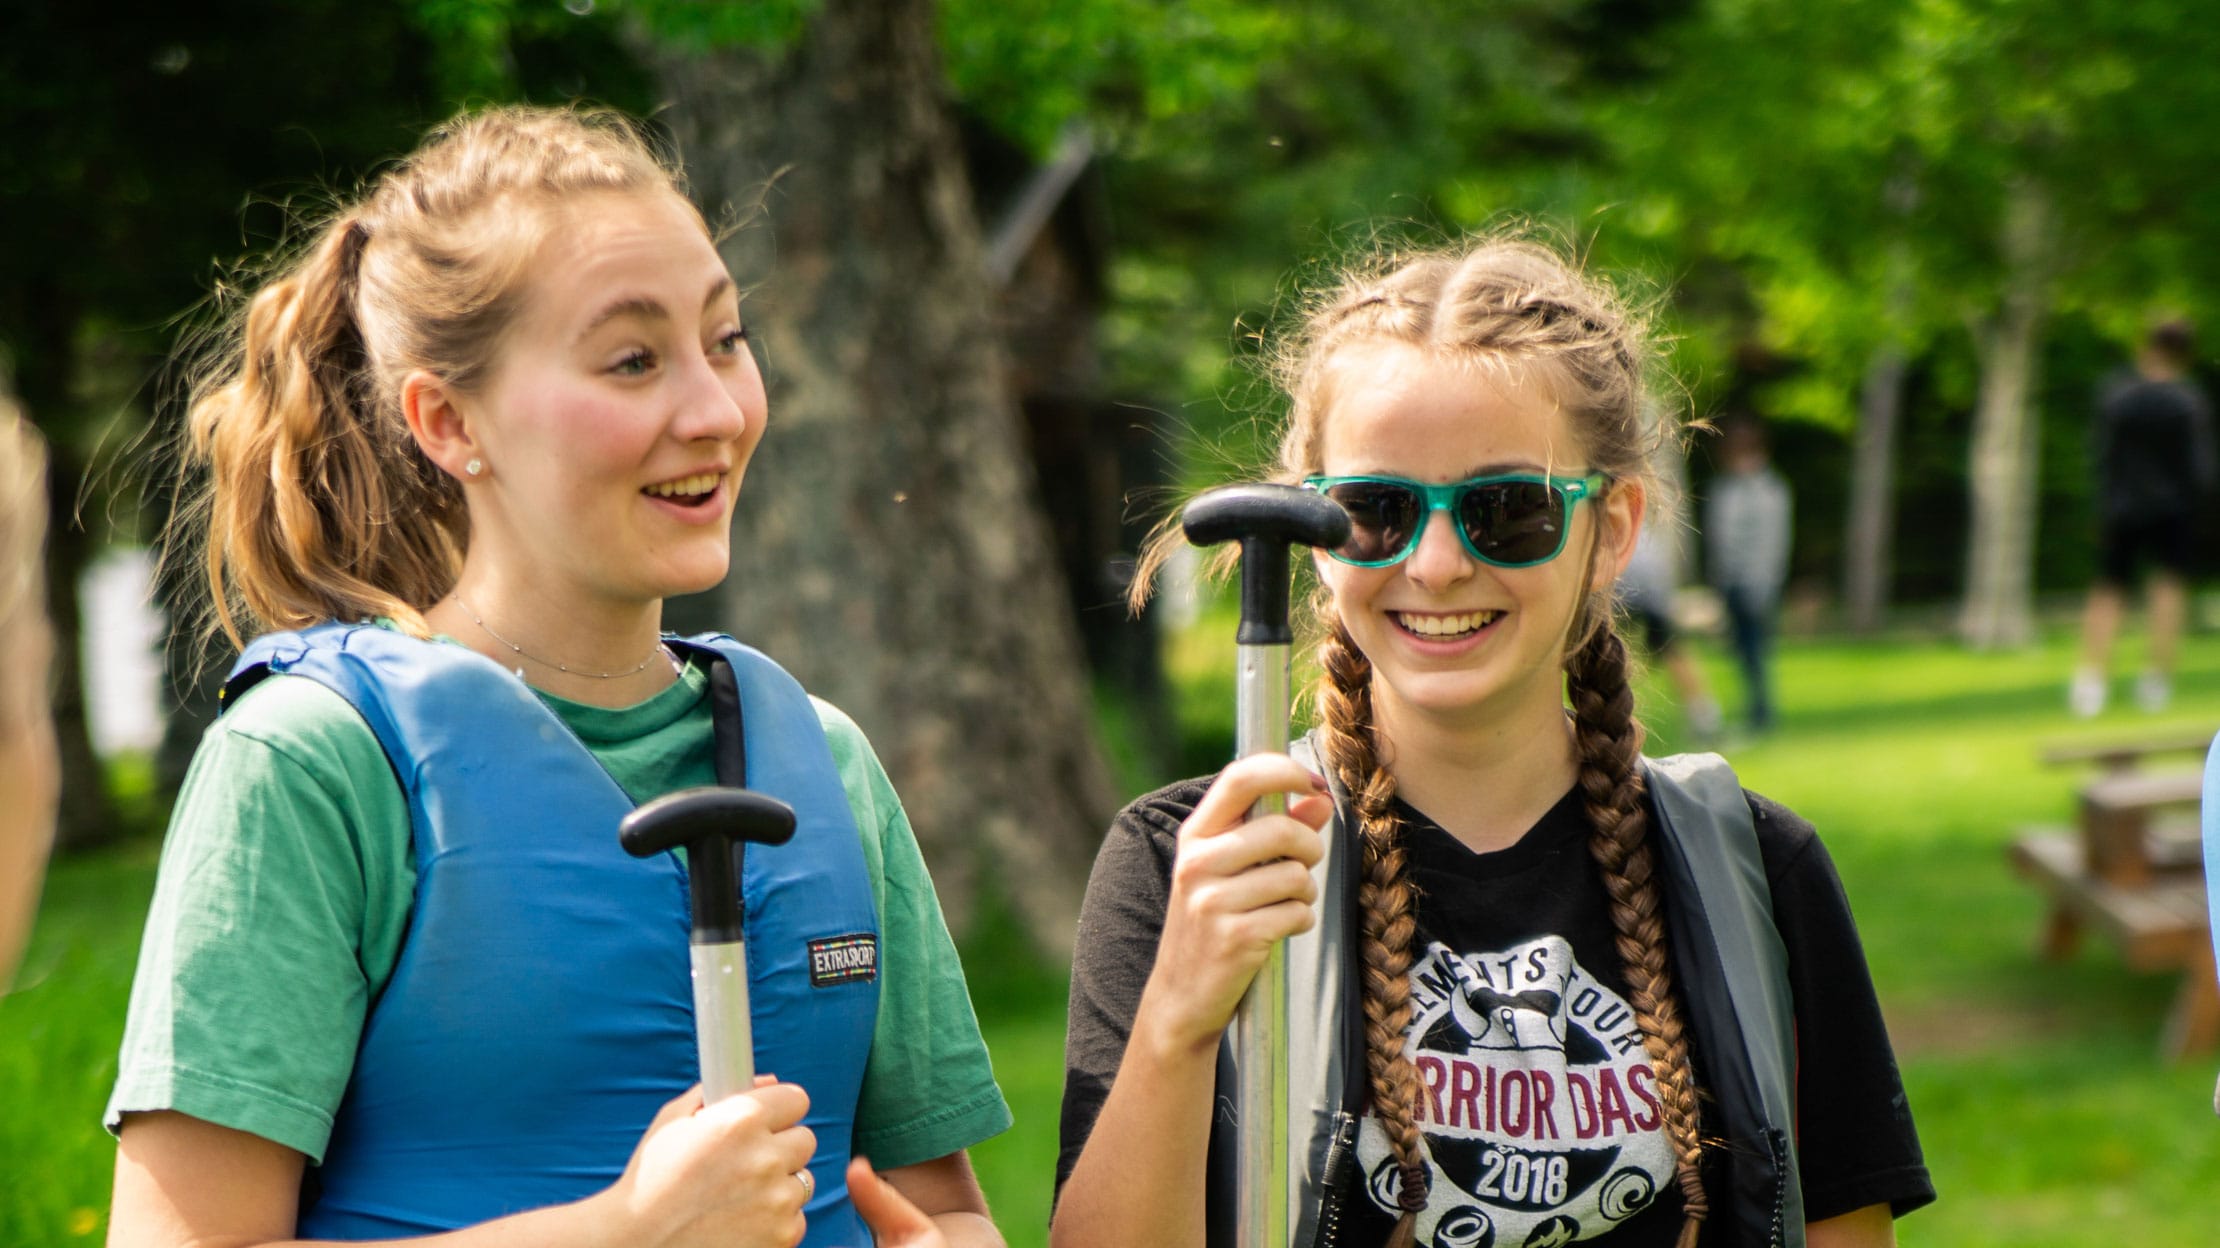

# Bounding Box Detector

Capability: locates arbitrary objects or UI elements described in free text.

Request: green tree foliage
[1572,0,2220,623]
[0,0,662,836]
[0,0,445,843]
[0,2,439,407]
[938,0,1697,472]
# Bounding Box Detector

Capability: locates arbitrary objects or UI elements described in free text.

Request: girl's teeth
[1398,611,1497,637]
[645,472,720,498]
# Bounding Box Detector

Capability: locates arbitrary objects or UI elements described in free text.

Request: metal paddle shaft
[1181,484,1350,1248]
[620,787,797,1104]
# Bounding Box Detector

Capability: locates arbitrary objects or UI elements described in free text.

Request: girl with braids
[1055,238,1931,1248]
[105,106,1009,1248]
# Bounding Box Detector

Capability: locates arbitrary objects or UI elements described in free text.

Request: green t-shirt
[106,648,1010,1171]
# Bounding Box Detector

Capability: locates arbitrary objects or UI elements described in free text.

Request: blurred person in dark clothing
[2070,319,2217,717]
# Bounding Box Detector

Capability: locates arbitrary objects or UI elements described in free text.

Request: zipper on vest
[1765,1126,1790,1248]
[1310,1110,1361,1248]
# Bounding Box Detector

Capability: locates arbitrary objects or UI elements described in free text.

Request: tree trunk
[639,0,1116,954]
[1958,181,2052,650]
[1843,334,1907,635]
[1845,175,1919,636]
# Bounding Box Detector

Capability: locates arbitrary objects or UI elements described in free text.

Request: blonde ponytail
[190,213,461,644]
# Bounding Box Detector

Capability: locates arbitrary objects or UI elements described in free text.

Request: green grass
[0,838,160,1245]
[7,621,2220,1244]
[1666,628,2220,1248]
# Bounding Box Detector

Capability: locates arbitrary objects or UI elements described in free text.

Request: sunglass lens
[1325,482,1421,563]
[1459,480,1563,564]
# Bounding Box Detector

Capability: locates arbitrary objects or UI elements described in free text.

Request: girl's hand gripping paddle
[620,788,797,1104]
[1180,483,1350,1248]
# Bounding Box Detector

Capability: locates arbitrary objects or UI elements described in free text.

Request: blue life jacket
[2204,731,2220,1119]
[222,623,880,1244]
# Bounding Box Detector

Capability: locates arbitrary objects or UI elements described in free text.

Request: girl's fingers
[846,1157,941,1247]
[1242,896,1320,943]
[1288,790,1335,831]
[771,1124,819,1177]
[1182,754,1328,840]
[699,1082,811,1135]
[1177,811,1325,883]
[1189,857,1319,918]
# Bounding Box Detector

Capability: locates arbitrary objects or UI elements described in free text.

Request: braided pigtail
[1316,617,1430,1247]
[1566,616,1709,1246]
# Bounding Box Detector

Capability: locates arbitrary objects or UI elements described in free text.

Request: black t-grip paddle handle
[1182,484,1352,644]
[621,787,797,945]
[1178,484,1350,1247]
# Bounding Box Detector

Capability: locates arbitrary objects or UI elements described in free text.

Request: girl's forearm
[930,1211,1004,1247]
[1049,1004,1222,1248]
[1806,1203,1896,1248]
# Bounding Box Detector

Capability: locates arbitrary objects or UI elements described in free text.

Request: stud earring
[465,458,485,478]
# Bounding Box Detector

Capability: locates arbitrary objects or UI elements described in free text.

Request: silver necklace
[454,593,675,680]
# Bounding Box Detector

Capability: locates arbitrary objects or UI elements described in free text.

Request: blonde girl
[106,106,1007,1248]
[1054,239,1931,1248]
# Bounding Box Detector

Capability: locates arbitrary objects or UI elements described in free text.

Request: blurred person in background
[0,399,60,991]
[1619,523,1723,747]
[2069,319,2216,717]
[1704,415,1791,736]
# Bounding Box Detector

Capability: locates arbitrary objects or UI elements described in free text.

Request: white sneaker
[2069,668,2107,718]
[2136,671,2171,713]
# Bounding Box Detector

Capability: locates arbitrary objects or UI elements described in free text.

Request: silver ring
[795,1168,815,1202]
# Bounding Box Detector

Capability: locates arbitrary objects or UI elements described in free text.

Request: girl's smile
[640,466,733,521]
[1388,608,1504,648]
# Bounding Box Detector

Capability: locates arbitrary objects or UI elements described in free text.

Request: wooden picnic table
[2008,726,2219,1060]
[2036,723,2220,774]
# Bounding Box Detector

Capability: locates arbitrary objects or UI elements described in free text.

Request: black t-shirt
[1059,772,1935,1247]
[2094,370,2217,522]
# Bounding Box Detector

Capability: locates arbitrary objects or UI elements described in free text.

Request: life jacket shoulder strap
[1644,751,1805,1246]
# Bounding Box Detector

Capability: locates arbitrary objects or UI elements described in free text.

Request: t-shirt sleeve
[816,700,1012,1170]
[104,675,414,1162]
[1055,779,1196,1199]
[1748,792,1937,1222]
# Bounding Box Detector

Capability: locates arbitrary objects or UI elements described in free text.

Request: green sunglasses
[1302,472,1607,568]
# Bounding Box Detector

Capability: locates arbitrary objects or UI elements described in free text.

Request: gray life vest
[1207,734,1804,1248]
